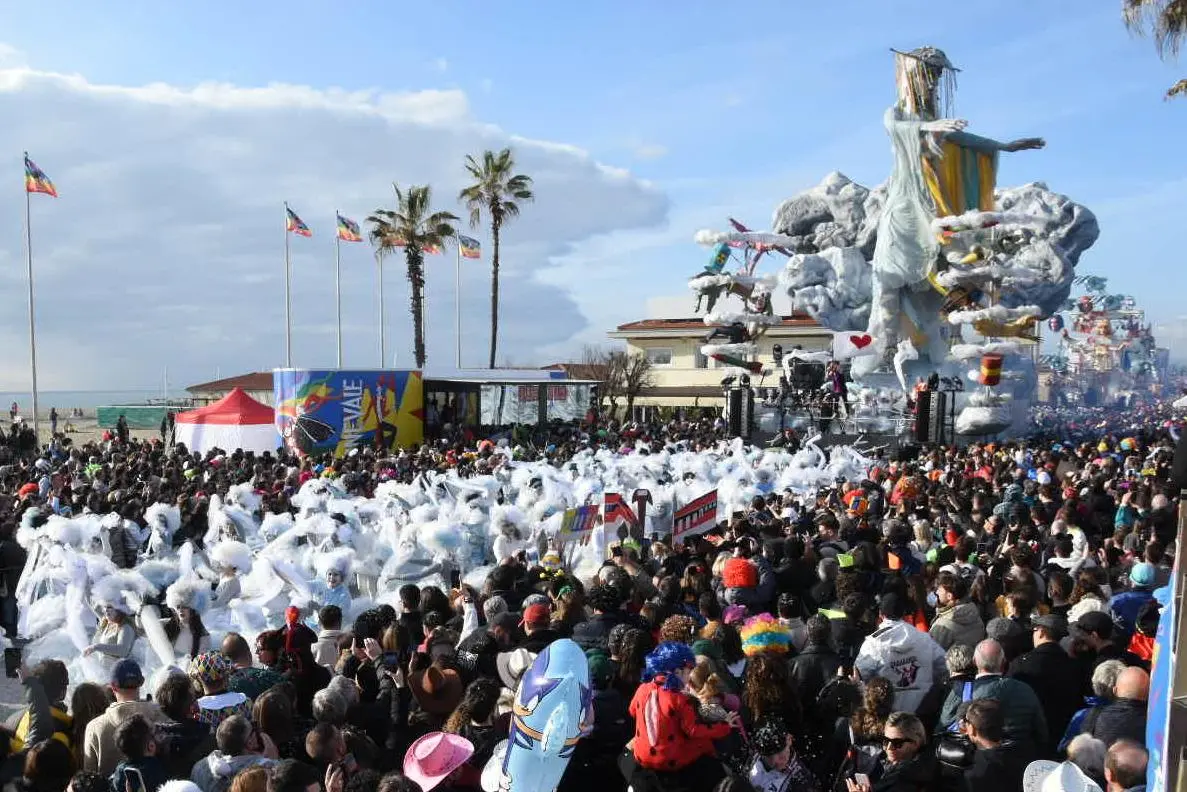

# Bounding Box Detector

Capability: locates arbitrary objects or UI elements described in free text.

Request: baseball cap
[1072,611,1114,640]
[521,603,550,628]
[1129,562,1156,588]
[1032,614,1068,639]
[111,659,144,689]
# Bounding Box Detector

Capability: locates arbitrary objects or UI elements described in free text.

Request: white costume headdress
[165,576,212,613]
[210,540,253,574]
[92,569,158,615]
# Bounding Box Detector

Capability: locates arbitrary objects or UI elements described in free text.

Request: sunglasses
[882,736,914,749]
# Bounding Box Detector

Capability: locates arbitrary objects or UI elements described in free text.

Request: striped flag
[458,235,481,259]
[286,206,312,237]
[336,213,362,242]
[559,504,600,544]
[24,154,57,197]
[423,243,443,255]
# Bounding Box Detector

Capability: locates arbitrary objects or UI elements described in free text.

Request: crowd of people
[0,398,1184,792]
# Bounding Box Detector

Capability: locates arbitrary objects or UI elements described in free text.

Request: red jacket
[629,678,731,771]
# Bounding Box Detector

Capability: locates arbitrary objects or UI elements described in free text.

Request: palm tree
[459,148,534,368]
[367,184,457,368]
[1124,0,1187,97]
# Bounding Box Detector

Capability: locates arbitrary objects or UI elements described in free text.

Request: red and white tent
[174,387,279,454]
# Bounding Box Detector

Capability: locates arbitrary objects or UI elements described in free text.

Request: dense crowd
[0,402,1184,792]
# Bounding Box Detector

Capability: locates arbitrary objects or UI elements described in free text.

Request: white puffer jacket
[855,619,947,713]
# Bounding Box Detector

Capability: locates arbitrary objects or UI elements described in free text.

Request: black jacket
[156,718,214,779]
[788,643,842,711]
[1085,697,1147,747]
[521,627,562,654]
[960,740,1035,792]
[830,617,869,670]
[872,753,937,792]
[571,612,630,653]
[1008,641,1083,749]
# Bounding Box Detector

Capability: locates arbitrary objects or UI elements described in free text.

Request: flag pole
[22,162,41,445]
[335,212,343,369]
[284,202,292,368]
[455,239,462,370]
[377,252,386,367]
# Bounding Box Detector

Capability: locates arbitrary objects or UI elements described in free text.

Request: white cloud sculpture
[0,61,668,389]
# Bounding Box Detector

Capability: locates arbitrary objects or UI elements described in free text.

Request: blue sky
[0,0,1184,388]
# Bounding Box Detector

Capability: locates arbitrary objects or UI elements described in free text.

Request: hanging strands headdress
[891,46,959,117]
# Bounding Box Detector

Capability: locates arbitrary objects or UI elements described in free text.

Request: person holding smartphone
[844,712,935,792]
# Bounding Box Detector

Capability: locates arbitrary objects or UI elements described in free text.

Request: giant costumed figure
[854,46,1045,378]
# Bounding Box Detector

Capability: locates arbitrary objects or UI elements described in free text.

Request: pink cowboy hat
[404,732,475,792]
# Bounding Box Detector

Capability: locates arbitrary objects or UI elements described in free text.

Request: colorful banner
[1146,577,1177,792]
[274,369,424,456]
[672,490,719,543]
[558,504,599,545]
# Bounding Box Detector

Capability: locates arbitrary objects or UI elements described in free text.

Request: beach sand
[12,408,165,446]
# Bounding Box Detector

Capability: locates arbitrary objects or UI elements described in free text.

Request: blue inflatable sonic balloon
[482,639,591,792]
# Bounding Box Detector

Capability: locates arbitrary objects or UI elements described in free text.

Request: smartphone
[340,753,359,775]
[382,651,400,666]
[854,774,870,788]
[449,569,461,589]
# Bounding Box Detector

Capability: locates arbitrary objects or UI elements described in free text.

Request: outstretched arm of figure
[949,128,1045,153]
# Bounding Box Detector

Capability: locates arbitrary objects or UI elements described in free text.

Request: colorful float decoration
[483,639,592,792]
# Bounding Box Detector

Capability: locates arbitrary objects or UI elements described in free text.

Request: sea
[0,389,172,412]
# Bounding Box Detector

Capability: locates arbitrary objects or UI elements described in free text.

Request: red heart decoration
[849,334,873,349]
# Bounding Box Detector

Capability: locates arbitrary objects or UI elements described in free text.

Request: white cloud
[0,44,24,69]
[434,58,449,73]
[632,143,668,161]
[0,61,668,388]
[1153,317,1187,363]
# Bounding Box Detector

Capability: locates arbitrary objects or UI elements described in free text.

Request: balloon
[706,242,730,274]
[486,639,591,792]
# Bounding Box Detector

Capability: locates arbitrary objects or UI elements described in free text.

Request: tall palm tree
[1124,0,1187,97]
[367,184,457,368]
[459,148,534,368]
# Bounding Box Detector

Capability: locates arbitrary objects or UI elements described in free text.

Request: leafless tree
[581,345,653,420]
[619,350,654,419]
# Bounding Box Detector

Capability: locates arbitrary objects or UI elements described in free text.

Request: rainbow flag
[458,234,481,259]
[286,206,312,237]
[423,243,443,255]
[24,154,57,197]
[336,213,361,242]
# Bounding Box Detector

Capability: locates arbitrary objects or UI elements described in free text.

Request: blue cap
[111,659,144,689]
[1130,562,1156,588]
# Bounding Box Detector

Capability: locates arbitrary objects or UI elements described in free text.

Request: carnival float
[690,45,1103,438]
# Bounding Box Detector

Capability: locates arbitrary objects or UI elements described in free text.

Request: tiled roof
[186,372,273,394]
[615,314,819,331]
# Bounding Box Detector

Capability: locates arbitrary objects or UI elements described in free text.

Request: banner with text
[673,490,719,543]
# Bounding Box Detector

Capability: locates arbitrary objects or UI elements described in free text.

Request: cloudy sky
[0,1,1184,391]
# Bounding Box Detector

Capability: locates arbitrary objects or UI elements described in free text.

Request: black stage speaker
[726,387,754,439]
[913,390,947,444]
